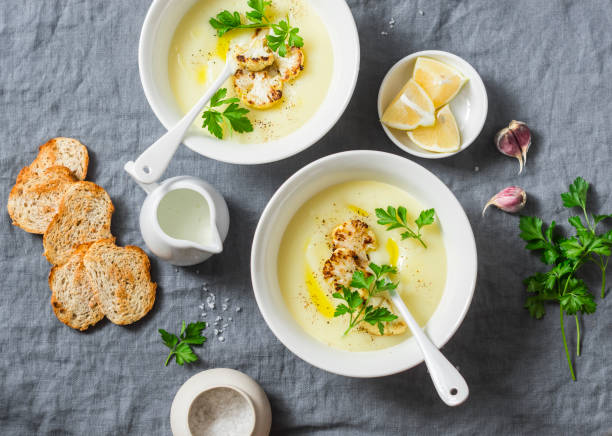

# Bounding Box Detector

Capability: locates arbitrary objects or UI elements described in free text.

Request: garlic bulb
[482,186,527,216]
[494,120,532,174]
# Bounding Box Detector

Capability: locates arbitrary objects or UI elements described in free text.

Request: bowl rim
[251,150,478,377]
[377,50,488,159]
[138,0,361,165]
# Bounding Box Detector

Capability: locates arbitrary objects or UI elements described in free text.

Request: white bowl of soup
[139,0,359,164]
[251,151,477,377]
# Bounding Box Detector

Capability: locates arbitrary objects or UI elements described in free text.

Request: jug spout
[124,161,159,194]
[205,225,224,254]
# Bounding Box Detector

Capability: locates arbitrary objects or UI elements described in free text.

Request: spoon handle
[389,292,469,406]
[131,61,235,184]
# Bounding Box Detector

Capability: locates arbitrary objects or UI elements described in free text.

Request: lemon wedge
[412,57,467,108]
[408,105,461,153]
[381,79,435,130]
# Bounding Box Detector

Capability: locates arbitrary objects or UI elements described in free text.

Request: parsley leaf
[519,216,559,264]
[209,11,243,37]
[376,206,436,248]
[245,0,270,24]
[415,208,435,229]
[363,306,399,335]
[332,262,399,336]
[160,321,207,366]
[561,177,589,209]
[202,88,253,139]
[266,17,304,57]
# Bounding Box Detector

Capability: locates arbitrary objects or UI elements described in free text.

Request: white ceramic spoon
[388,288,469,406]
[127,55,237,184]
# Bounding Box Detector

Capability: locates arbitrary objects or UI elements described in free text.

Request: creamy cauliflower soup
[277,181,447,352]
[168,0,333,143]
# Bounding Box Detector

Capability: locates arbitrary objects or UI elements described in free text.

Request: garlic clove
[482,186,527,216]
[508,120,531,166]
[494,126,523,174]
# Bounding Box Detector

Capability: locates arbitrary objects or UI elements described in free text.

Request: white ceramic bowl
[139,0,360,165]
[251,151,477,377]
[377,50,488,159]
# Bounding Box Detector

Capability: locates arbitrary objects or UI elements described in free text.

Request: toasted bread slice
[43,181,114,265]
[7,166,77,234]
[29,137,89,181]
[83,239,156,325]
[49,244,104,331]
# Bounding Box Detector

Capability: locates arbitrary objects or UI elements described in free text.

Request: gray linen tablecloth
[1,0,611,434]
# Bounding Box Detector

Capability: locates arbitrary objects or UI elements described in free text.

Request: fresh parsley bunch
[376,206,436,248]
[159,321,207,366]
[519,177,611,380]
[202,88,253,139]
[333,262,399,336]
[209,0,304,57]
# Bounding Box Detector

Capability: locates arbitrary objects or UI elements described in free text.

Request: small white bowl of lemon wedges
[378,50,488,159]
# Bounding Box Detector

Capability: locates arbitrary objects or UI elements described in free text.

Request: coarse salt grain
[206,293,216,310]
[188,387,254,436]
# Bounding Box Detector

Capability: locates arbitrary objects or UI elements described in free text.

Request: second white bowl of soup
[251,151,477,377]
[139,0,359,164]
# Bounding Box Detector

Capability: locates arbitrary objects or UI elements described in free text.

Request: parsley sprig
[266,17,304,57]
[519,177,611,380]
[376,206,436,248]
[333,262,399,336]
[202,88,253,139]
[209,0,304,57]
[210,0,270,35]
[159,321,207,366]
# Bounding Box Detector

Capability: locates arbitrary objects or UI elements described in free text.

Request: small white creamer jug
[124,161,229,266]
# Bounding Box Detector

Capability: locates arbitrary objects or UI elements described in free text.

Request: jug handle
[124,161,159,194]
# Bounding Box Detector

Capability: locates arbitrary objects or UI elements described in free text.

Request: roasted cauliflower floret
[331,220,377,254]
[231,29,305,109]
[322,219,405,337]
[232,67,284,109]
[322,247,368,292]
[233,29,275,72]
[275,46,304,81]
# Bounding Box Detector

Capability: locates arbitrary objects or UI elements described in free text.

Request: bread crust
[7,166,77,234]
[49,243,104,331]
[83,239,156,325]
[43,181,114,265]
[30,137,89,181]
